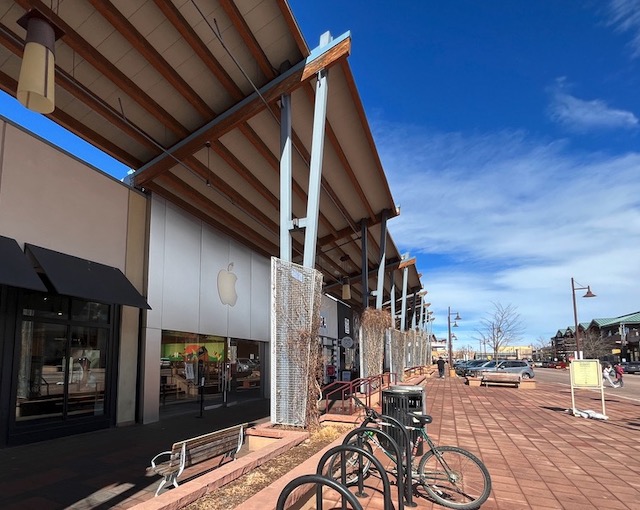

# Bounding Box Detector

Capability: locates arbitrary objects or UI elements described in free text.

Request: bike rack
[343,426,411,510]
[275,473,363,510]
[371,413,417,507]
[317,444,394,510]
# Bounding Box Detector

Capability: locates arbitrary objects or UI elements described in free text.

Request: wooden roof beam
[219,0,276,80]
[88,0,214,120]
[182,154,278,235]
[0,69,142,168]
[133,31,351,185]
[151,175,278,254]
[153,0,245,102]
[15,0,189,139]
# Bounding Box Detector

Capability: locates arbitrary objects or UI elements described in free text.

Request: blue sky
[290,0,640,350]
[2,1,640,353]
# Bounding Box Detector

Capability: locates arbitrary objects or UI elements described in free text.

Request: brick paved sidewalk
[248,377,640,510]
[2,376,640,509]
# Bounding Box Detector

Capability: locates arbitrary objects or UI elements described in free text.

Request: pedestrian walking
[437,357,446,378]
[602,363,619,388]
[614,363,624,388]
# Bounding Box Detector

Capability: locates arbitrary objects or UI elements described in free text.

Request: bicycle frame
[349,394,492,509]
[363,414,458,484]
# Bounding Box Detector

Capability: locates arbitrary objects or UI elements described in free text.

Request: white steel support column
[280,93,293,262]
[375,210,388,309]
[303,32,331,268]
[411,291,418,329]
[361,220,369,307]
[390,273,396,327]
[385,271,395,372]
[400,265,409,331]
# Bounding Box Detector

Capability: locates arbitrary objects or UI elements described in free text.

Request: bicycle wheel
[418,446,491,510]
[326,437,374,486]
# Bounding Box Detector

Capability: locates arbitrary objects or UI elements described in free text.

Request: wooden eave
[0,0,410,311]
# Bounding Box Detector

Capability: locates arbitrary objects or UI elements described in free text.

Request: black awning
[26,244,150,309]
[0,236,47,291]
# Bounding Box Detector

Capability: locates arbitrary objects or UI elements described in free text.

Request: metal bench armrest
[151,450,172,468]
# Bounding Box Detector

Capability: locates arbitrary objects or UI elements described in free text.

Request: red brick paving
[245,376,640,510]
[3,376,640,509]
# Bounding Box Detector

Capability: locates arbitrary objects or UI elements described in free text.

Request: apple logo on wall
[217,263,238,306]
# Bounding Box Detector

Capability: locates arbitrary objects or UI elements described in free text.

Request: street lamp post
[571,277,596,360]
[447,306,461,374]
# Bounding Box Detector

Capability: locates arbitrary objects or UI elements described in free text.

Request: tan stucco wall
[0,123,131,268]
[0,120,149,427]
[117,190,149,425]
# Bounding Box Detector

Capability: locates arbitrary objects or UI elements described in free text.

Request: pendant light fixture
[205,141,212,187]
[340,255,351,301]
[16,10,63,114]
[341,277,352,301]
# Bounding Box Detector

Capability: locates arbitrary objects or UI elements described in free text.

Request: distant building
[551,311,640,361]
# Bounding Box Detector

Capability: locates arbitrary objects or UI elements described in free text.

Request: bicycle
[328,394,491,510]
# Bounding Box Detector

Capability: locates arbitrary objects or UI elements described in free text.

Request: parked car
[620,361,640,374]
[495,360,535,379]
[467,360,535,379]
[458,359,489,376]
[542,360,567,369]
[454,360,474,375]
[466,360,499,377]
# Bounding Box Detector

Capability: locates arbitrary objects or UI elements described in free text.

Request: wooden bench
[481,372,521,387]
[150,422,247,496]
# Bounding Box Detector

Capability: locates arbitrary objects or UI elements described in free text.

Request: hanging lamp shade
[17,12,61,114]
[341,278,351,301]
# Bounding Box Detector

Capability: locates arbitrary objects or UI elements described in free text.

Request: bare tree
[533,336,553,361]
[582,330,614,360]
[475,303,525,360]
[454,344,475,361]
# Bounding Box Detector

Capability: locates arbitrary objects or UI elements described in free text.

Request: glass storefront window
[16,322,67,421]
[22,293,69,320]
[69,326,107,416]
[71,300,109,323]
[159,331,264,406]
[15,293,111,424]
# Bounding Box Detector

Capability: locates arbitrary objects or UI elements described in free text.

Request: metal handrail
[322,372,397,414]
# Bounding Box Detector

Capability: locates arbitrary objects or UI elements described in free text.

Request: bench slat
[481,372,520,387]
[154,423,247,473]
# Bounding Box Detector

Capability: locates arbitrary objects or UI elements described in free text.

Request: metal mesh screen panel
[360,308,389,379]
[418,331,428,366]
[391,329,407,382]
[271,257,323,426]
[410,329,418,367]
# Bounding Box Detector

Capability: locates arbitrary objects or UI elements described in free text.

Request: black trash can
[381,385,426,454]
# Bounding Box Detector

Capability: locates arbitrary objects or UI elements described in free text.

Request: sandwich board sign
[569,359,606,417]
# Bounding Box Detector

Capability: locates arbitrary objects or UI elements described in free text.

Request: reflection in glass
[16,322,67,421]
[15,295,110,423]
[22,292,68,320]
[71,300,109,323]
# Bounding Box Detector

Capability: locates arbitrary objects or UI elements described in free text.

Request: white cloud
[548,78,638,132]
[375,121,640,346]
[607,0,640,57]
